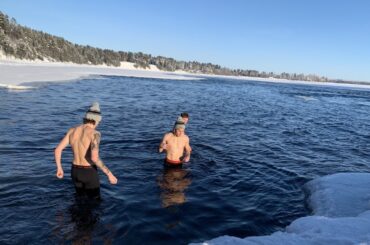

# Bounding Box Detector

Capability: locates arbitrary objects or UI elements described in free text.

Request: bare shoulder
[67,127,74,134]
[70,124,82,132]
[70,124,83,134]
[181,135,190,143]
[66,126,77,137]
[81,126,100,141]
[92,130,101,141]
[163,132,173,139]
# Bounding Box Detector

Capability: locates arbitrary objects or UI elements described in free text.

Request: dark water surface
[1,76,370,244]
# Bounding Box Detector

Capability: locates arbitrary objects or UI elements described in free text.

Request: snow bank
[193,173,370,245]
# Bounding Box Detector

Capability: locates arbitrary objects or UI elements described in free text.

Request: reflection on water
[69,198,100,245]
[157,166,192,208]
[53,196,115,244]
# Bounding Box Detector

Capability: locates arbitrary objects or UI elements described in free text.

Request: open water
[1,76,370,244]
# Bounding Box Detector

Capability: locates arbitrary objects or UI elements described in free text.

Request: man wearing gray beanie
[54,102,117,200]
[159,117,192,167]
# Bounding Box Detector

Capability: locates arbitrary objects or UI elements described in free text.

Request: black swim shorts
[71,164,100,198]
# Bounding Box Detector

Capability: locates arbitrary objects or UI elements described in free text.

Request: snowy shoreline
[194,173,370,245]
[1,56,370,90]
[0,58,201,89]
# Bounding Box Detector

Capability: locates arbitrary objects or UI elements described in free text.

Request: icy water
[1,76,370,244]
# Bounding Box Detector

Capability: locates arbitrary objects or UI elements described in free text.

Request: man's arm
[91,132,118,184]
[183,136,192,163]
[159,133,170,153]
[54,129,72,179]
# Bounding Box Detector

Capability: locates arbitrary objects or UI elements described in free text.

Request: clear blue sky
[1,0,369,81]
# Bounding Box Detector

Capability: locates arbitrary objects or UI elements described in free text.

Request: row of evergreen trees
[0,11,330,82]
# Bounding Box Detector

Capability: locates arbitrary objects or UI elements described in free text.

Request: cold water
[1,76,370,244]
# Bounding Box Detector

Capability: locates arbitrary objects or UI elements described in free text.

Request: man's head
[180,112,189,124]
[174,118,185,136]
[83,102,102,127]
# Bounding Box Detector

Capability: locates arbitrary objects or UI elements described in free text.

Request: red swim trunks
[164,158,183,167]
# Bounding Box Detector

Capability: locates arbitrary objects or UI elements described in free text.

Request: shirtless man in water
[54,102,117,199]
[159,118,192,166]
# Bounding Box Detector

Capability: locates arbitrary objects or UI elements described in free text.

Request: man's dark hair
[181,112,189,118]
[83,118,96,125]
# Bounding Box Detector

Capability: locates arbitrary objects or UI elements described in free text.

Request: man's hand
[159,142,169,153]
[56,168,64,179]
[107,172,118,185]
[183,155,190,163]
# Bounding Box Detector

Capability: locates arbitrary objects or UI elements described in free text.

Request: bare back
[69,125,98,166]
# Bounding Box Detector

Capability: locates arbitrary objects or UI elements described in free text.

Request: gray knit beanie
[84,102,102,124]
[174,117,185,129]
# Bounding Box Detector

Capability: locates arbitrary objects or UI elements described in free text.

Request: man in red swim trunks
[159,118,192,167]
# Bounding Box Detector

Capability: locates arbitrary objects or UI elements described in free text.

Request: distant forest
[0,11,338,83]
